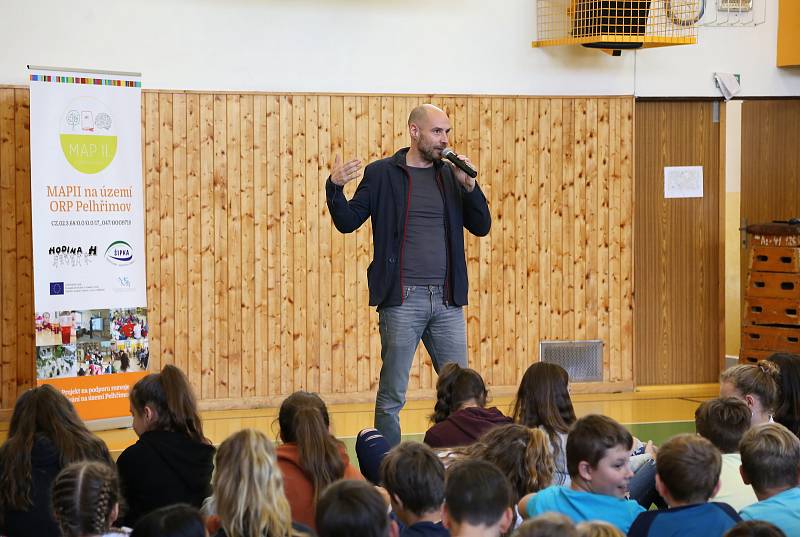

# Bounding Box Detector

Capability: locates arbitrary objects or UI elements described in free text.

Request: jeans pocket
[402,286,415,300]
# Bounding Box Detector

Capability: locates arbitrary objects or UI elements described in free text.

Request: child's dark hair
[566,414,632,478]
[724,521,787,537]
[740,423,800,494]
[456,424,554,503]
[512,363,576,463]
[431,363,487,423]
[0,385,112,513]
[278,391,345,503]
[767,353,800,438]
[380,441,444,516]
[656,434,721,503]
[445,459,512,527]
[316,480,391,537]
[131,504,206,537]
[51,461,120,537]
[695,397,751,453]
[130,364,206,443]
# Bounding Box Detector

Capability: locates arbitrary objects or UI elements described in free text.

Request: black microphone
[441,148,478,179]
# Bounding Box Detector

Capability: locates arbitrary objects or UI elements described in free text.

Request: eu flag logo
[49,282,64,295]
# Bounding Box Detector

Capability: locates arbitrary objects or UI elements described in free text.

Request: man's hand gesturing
[330,154,363,187]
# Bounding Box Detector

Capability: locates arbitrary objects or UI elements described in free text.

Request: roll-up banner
[29,66,148,424]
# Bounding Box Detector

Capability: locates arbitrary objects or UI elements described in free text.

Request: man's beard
[418,139,444,163]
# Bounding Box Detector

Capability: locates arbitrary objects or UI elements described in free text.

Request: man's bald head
[408,104,446,128]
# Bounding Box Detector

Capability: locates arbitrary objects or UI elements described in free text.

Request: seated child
[695,397,758,510]
[723,521,787,537]
[380,442,449,537]
[627,434,740,537]
[738,423,800,536]
[576,521,625,537]
[424,363,511,449]
[518,414,645,533]
[514,513,578,537]
[316,480,398,537]
[442,459,514,537]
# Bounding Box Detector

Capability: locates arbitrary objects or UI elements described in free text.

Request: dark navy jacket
[326,148,491,309]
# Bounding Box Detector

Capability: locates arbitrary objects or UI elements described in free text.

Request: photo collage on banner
[29,68,147,422]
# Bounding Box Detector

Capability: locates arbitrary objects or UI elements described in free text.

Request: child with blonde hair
[212,429,309,537]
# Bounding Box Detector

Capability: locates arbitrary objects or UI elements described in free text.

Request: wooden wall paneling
[213,95,229,398]
[550,99,564,343]
[538,99,551,348]
[292,96,307,392]
[574,99,587,344]
[144,93,161,373]
[227,94,242,399]
[342,96,358,395]
[609,98,622,382]
[500,99,514,386]
[585,99,599,343]
[620,98,634,382]
[173,94,188,377]
[318,95,332,395]
[159,94,175,370]
[367,96,381,391]
[252,94,267,398]
[14,90,33,393]
[0,90,643,412]
[199,94,215,399]
[355,96,370,393]
[279,95,294,396]
[741,101,800,225]
[597,99,611,380]
[240,94,256,398]
[264,95,281,396]
[464,98,480,374]
[329,96,345,394]
[514,98,528,381]
[305,95,320,393]
[490,98,503,385]
[525,98,540,368]
[562,99,575,341]
[0,89,17,407]
[186,94,203,393]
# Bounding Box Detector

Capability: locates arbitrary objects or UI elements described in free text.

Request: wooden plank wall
[633,100,721,385]
[0,88,634,411]
[740,100,800,224]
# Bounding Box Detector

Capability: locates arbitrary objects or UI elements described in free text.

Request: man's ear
[739,464,752,485]
[409,122,419,140]
[654,473,666,498]
[498,507,514,533]
[577,460,593,482]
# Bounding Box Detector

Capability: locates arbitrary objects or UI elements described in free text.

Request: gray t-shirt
[402,165,447,286]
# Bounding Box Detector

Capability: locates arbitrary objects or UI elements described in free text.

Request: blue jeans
[375,285,467,446]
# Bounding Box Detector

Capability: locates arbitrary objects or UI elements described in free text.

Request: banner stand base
[86,416,133,432]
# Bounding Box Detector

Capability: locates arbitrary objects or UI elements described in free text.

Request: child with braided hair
[51,460,130,537]
[424,363,511,448]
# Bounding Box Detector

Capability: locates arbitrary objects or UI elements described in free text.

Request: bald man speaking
[326,104,491,446]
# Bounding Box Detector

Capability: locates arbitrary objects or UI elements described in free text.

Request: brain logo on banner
[60,97,118,174]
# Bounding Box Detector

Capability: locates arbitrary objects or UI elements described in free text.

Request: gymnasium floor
[56,383,718,463]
